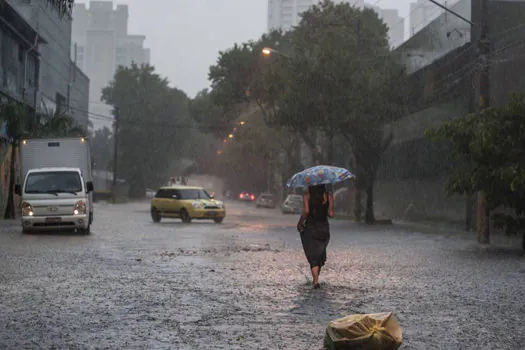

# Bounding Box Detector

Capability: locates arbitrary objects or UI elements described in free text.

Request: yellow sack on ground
[324,312,402,350]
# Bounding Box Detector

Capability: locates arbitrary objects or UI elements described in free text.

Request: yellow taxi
[150,186,226,223]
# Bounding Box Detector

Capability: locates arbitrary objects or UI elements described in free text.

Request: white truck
[15,137,94,234]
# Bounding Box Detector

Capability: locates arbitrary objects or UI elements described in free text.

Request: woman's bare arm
[297,193,309,231]
[328,193,335,217]
[303,193,310,216]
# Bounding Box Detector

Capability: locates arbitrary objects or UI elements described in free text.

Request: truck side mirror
[86,181,94,193]
[14,184,21,196]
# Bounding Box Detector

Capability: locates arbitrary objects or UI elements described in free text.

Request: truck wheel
[180,209,192,223]
[214,217,224,224]
[151,207,161,223]
[81,225,91,235]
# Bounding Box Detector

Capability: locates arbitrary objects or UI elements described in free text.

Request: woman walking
[297,184,335,289]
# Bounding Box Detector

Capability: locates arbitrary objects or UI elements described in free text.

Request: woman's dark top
[307,187,329,223]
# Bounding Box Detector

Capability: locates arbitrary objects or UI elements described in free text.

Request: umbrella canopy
[286,165,355,188]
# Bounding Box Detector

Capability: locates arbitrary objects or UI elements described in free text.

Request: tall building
[366,5,405,48]
[6,0,90,129]
[72,1,150,130]
[268,0,365,31]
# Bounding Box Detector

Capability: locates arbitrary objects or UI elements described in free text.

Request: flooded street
[1,201,524,349]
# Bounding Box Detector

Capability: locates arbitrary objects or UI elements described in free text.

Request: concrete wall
[70,64,90,129]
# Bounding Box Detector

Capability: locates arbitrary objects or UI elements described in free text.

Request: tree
[101,64,192,197]
[427,92,525,250]
[91,126,113,171]
[270,0,406,222]
[189,89,226,138]
[207,30,291,130]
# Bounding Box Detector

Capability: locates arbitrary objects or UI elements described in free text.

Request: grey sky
[112,0,417,98]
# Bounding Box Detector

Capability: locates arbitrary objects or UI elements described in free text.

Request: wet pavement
[1,200,524,349]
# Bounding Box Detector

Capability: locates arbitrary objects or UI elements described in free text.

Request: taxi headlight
[73,200,86,215]
[22,202,33,216]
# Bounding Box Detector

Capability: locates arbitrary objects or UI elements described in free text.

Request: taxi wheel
[151,207,161,223]
[180,209,192,223]
[214,217,224,224]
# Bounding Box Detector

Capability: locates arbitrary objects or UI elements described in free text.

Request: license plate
[45,217,62,224]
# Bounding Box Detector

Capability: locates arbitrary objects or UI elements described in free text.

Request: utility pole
[476,0,491,244]
[112,107,120,204]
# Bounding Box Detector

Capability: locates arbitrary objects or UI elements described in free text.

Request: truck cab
[15,167,94,234]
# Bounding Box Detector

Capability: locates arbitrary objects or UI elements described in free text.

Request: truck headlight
[22,202,33,216]
[73,200,86,215]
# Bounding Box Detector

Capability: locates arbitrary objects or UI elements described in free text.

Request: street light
[228,134,234,139]
[262,47,272,56]
[261,47,291,59]
[239,121,245,125]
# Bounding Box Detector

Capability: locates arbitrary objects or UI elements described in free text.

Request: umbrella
[286,165,355,188]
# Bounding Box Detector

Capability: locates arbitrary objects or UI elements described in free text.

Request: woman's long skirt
[300,220,330,268]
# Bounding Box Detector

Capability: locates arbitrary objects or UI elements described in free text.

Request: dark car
[281,194,303,214]
[256,193,276,208]
[238,191,255,201]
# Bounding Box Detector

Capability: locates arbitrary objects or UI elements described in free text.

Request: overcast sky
[98,0,417,98]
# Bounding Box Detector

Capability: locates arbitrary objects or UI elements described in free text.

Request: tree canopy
[101,64,192,197]
[427,92,525,250]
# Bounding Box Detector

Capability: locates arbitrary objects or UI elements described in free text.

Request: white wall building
[268,0,365,31]
[72,1,150,131]
[409,0,462,36]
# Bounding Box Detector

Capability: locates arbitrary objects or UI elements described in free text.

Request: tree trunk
[4,144,16,219]
[365,181,375,224]
[353,187,362,222]
[325,134,334,165]
[476,191,490,244]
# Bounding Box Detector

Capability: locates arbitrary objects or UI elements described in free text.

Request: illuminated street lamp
[217,150,223,155]
[261,47,291,59]
[239,121,245,125]
[262,47,272,56]
[228,134,234,139]
[223,139,228,143]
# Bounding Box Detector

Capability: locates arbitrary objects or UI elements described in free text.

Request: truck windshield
[25,171,83,194]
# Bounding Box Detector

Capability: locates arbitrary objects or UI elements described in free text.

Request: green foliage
[189,89,226,138]
[271,0,406,222]
[90,126,113,170]
[101,64,192,197]
[427,92,525,242]
[207,30,291,128]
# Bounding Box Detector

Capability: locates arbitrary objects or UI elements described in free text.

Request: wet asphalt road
[1,200,524,349]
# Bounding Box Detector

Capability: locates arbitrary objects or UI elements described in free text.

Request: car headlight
[22,202,33,216]
[73,200,86,215]
[217,201,224,209]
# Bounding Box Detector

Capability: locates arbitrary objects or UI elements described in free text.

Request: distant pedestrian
[297,184,334,289]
